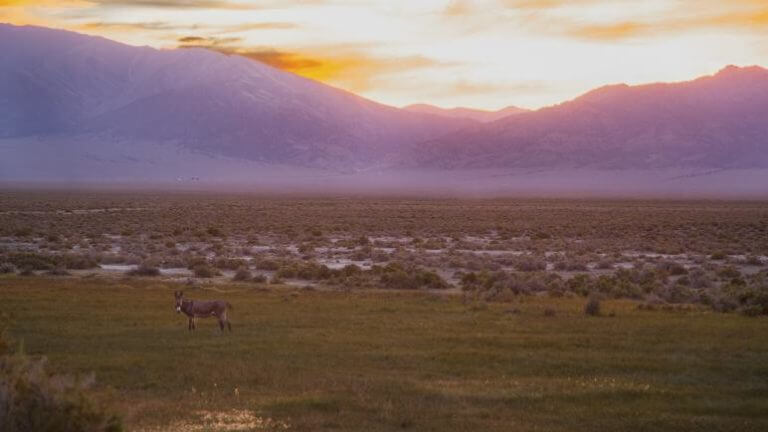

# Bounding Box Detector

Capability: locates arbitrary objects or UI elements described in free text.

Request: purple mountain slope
[408,65,768,169]
[403,104,528,123]
[0,23,469,168]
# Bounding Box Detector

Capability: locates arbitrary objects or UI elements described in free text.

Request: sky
[2,0,767,110]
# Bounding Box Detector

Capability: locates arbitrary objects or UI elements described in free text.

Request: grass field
[2,276,767,431]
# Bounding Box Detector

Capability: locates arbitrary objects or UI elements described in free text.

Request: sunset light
[3,0,767,109]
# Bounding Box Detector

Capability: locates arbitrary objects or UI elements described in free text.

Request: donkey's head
[174,290,184,313]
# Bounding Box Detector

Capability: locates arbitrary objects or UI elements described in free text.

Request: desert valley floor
[1,190,767,431]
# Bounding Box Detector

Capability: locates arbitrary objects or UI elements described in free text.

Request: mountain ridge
[0,23,470,168]
[406,64,768,170]
[1,23,768,195]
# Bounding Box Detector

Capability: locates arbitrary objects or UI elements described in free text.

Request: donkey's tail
[227,302,234,311]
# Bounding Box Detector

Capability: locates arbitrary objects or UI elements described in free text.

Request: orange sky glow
[2,0,767,110]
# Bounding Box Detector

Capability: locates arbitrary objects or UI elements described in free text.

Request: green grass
[2,276,768,431]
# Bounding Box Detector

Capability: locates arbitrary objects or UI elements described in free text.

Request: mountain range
[409,65,768,170]
[1,23,767,196]
[0,23,470,170]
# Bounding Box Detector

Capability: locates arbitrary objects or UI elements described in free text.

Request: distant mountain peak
[0,23,471,170]
[409,64,768,171]
[715,64,767,76]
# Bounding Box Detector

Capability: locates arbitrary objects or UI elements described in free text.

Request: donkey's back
[192,299,232,317]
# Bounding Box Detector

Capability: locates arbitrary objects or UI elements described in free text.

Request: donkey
[174,290,233,332]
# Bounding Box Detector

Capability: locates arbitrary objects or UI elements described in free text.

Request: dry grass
[1,276,767,431]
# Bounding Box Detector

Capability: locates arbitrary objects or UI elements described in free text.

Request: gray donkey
[174,290,232,332]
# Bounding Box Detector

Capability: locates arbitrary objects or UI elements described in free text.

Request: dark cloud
[216,22,298,32]
[235,50,323,70]
[75,20,296,35]
[178,35,206,43]
[174,36,453,93]
[178,35,243,46]
[78,21,188,31]
[89,0,259,9]
[177,41,322,70]
[82,0,332,10]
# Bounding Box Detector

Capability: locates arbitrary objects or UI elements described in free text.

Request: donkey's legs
[218,319,225,332]
[188,317,193,331]
[222,311,232,332]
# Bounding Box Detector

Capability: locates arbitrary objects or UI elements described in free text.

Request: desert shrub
[5,253,57,271]
[297,243,315,254]
[702,291,740,313]
[656,261,688,275]
[379,267,417,289]
[46,267,70,276]
[722,279,768,316]
[459,270,558,300]
[276,262,331,280]
[554,258,588,271]
[193,264,218,278]
[378,263,447,290]
[566,274,593,297]
[351,249,370,261]
[340,264,362,277]
[584,296,601,316]
[214,258,248,271]
[98,254,132,265]
[655,282,694,304]
[251,274,267,284]
[710,252,727,260]
[591,275,617,296]
[0,325,123,432]
[422,238,446,250]
[688,268,712,289]
[717,266,742,280]
[254,258,280,271]
[595,260,614,270]
[514,256,547,272]
[0,355,123,432]
[0,262,17,274]
[185,256,208,270]
[128,264,160,277]
[232,268,252,282]
[638,294,666,311]
[740,305,764,317]
[608,278,645,299]
[206,226,224,237]
[157,256,184,268]
[12,227,33,238]
[459,271,487,291]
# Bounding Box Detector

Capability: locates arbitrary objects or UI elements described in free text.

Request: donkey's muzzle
[176,307,181,313]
